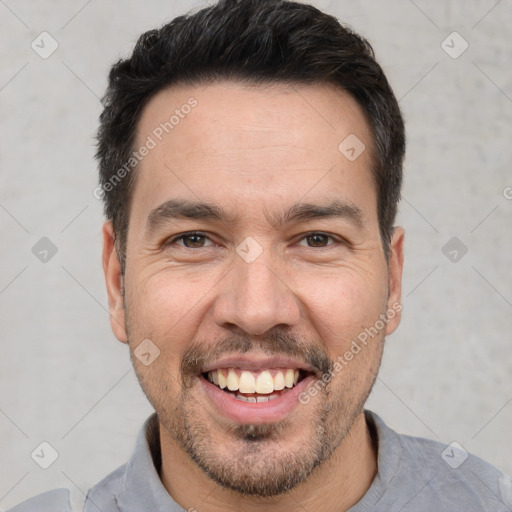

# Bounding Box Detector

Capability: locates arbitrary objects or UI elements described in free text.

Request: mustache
[180,330,332,386]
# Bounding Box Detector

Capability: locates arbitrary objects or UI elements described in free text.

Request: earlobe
[102,221,128,343]
[385,226,405,336]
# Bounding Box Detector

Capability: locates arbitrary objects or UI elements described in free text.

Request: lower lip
[200,374,316,424]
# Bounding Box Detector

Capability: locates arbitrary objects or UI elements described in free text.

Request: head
[99,0,405,499]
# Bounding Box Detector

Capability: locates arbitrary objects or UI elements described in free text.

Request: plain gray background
[1,0,511,510]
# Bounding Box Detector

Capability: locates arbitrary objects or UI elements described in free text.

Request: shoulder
[402,434,511,510]
[4,464,128,512]
[5,488,72,512]
[81,463,128,511]
[367,410,512,511]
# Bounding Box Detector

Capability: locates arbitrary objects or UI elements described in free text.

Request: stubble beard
[127,319,384,497]
[133,363,381,497]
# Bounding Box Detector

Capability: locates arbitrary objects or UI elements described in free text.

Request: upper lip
[201,353,317,374]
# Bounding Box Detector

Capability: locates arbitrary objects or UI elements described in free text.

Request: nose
[213,250,301,336]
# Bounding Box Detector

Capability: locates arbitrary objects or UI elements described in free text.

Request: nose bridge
[213,246,300,335]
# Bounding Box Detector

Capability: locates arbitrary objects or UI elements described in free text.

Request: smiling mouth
[201,368,310,403]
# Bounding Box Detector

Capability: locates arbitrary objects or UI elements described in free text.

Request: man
[9,0,511,510]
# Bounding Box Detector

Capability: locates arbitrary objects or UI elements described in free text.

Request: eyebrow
[272,200,364,229]
[146,199,237,233]
[146,198,364,234]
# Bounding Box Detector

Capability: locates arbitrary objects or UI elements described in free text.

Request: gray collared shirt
[7,410,512,511]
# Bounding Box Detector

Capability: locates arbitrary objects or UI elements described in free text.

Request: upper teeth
[208,369,299,394]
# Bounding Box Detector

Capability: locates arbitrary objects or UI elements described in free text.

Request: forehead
[130,81,377,229]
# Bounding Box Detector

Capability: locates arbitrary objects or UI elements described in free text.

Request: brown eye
[171,232,214,248]
[182,234,205,248]
[300,233,334,248]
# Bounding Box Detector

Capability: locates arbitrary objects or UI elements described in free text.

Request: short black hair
[96,0,405,270]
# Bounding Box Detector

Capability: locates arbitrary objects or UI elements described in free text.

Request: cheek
[297,270,387,354]
[125,263,231,357]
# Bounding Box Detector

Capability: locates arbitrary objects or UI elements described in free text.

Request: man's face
[103,81,403,496]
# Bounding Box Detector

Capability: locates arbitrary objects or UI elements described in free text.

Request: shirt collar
[115,413,185,512]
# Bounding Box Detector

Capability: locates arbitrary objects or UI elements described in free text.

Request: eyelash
[166,231,341,249]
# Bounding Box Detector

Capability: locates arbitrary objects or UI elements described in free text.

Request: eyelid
[166,231,215,247]
[295,231,339,247]
[164,230,347,248]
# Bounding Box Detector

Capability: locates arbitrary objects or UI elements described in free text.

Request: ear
[385,226,404,336]
[102,221,128,343]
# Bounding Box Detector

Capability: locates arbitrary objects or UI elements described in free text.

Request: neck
[159,412,377,512]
